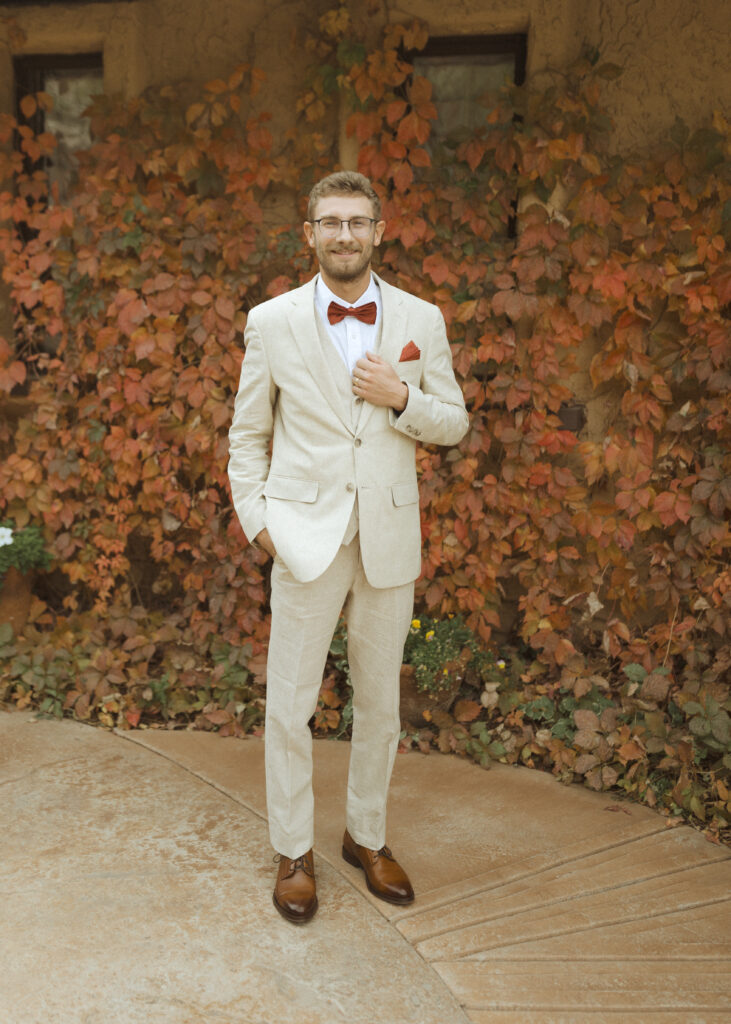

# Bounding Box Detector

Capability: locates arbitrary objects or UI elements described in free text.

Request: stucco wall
[581,0,731,152]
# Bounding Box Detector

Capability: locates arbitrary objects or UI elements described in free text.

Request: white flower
[0,526,13,548]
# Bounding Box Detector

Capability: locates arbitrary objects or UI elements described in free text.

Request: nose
[335,220,355,240]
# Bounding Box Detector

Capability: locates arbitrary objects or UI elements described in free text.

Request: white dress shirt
[314,273,382,374]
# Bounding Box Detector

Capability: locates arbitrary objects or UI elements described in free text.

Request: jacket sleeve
[227,313,276,543]
[388,304,469,446]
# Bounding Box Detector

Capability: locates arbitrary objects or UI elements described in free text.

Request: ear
[373,220,386,246]
[303,221,315,249]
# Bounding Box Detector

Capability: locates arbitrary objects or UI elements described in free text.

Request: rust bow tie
[327,300,377,326]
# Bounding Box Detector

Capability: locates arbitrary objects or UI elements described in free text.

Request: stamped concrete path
[2,710,730,1024]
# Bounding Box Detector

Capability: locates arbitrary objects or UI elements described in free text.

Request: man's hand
[254,527,277,559]
[352,351,408,412]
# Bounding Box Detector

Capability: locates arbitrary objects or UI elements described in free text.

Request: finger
[365,350,384,363]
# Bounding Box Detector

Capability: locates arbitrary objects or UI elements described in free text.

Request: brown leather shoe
[272,849,318,924]
[341,830,414,906]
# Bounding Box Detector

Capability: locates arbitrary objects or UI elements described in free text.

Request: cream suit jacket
[228,273,469,588]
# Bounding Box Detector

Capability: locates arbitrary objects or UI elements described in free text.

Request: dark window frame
[13,51,103,176]
[411,33,527,87]
[11,51,105,367]
[14,51,104,128]
[406,33,527,237]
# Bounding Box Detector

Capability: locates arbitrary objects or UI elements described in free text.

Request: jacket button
[354,438,362,447]
[355,396,363,403]
[346,482,355,492]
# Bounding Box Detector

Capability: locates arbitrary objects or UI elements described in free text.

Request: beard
[314,236,374,283]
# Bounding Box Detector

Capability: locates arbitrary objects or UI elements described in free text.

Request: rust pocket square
[399,341,421,362]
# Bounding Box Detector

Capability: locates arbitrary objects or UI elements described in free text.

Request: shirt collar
[315,272,380,315]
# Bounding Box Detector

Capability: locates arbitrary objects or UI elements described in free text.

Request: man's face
[303,194,385,284]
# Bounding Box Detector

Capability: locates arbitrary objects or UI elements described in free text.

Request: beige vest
[313,309,384,547]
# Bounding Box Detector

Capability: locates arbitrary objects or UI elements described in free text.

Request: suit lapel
[358,273,409,434]
[286,279,355,435]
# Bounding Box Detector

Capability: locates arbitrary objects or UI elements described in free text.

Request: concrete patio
[1,709,729,1023]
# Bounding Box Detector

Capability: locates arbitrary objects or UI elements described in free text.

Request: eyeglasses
[309,217,378,238]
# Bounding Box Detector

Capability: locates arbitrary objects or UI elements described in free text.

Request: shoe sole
[272,891,319,924]
[341,845,415,905]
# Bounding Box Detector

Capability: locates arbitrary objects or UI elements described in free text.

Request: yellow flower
[425,630,435,641]
[497,659,506,670]
[411,618,421,630]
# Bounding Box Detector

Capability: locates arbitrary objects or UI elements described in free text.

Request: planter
[0,567,33,634]
[399,663,461,729]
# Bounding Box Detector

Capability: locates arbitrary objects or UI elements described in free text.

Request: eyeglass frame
[308,217,379,237]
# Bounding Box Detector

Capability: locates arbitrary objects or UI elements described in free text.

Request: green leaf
[337,40,366,68]
[552,718,576,741]
[683,701,704,716]
[622,663,647,683]
[522,695,556,722]
[710,712,730,745]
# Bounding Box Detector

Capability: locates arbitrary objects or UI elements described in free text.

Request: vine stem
[663,599,680,667]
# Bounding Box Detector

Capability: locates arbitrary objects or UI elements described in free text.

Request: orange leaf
[617,739,644,762]
[386,100,407,125]
[19,94,37,119]
[391,161,413,191]
[454,700,481,723]
[423,253,449,286]
[215,295,235,321]
[205,708,233,725]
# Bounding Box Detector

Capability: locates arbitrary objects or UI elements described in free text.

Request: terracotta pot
[0,567,33,634]
[399,663,461,729]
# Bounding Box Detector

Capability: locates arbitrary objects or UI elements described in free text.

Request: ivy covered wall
[1,0,729,152]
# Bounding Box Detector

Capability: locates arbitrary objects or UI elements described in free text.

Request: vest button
[346,482,355,492]
[354,438,362,447]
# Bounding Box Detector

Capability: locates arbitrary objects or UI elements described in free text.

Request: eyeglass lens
[317,218,374,236]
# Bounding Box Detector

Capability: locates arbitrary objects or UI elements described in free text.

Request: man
[228,171,468,924]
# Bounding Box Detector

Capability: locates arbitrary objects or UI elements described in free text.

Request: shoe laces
[274,852,315,877]
[373,845,395,863]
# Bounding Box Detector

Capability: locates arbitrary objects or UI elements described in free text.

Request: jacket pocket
[265,475,319,503]
[391,481,419,507]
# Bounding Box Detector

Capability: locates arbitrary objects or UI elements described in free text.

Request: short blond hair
[306,171,381,221]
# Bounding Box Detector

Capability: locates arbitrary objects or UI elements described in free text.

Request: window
[412,34,527,140]
[14,53,104,200]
